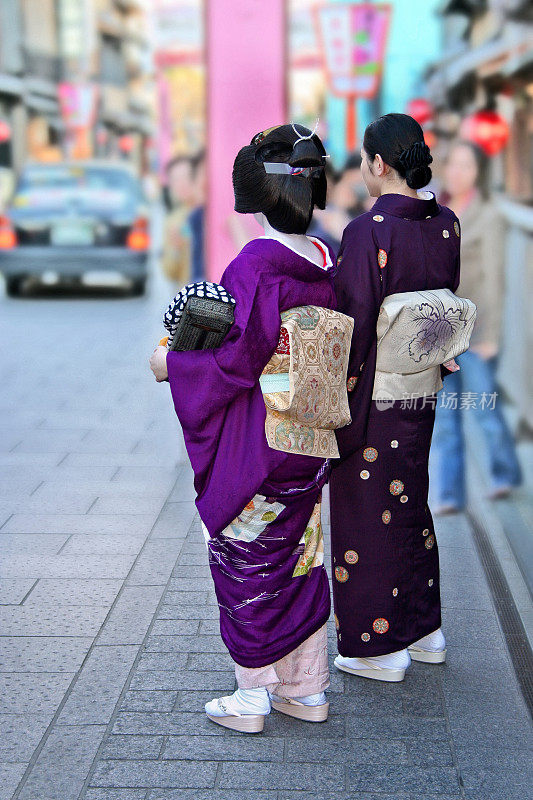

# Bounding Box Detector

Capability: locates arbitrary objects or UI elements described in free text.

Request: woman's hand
[443,358,460,372]
[149,346,169,382]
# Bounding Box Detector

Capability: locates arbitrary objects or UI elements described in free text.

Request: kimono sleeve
[333,216,384,459]
[166,252,281,436]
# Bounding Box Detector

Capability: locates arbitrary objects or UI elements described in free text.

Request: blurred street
[0,233,532,800]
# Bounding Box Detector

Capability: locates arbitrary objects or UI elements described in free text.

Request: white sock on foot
[410,628,446,652]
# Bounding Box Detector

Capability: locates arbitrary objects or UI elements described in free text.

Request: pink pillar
[206,0,287,280]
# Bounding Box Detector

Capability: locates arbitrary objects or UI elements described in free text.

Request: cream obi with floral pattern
[260,305,354,458]
[372,288,477,401]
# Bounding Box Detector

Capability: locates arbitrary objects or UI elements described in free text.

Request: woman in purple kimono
[149,124,353,731]
[330,113,473,682]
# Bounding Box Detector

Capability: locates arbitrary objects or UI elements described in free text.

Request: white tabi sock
[410,627,446,652]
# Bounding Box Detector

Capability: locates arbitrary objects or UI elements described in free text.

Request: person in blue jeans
[433,140,522,512]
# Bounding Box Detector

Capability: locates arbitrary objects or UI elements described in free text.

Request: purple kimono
[330,192,460,657]
[166,237,337,668]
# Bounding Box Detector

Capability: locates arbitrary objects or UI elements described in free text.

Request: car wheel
[131,277,147,296]
[5,276,23,297]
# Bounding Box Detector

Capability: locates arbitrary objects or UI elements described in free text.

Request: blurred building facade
[0,0,153,202]
[427,0,533,432]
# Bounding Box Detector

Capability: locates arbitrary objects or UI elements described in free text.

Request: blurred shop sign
[58,83,99,131]
[314,2,391,149]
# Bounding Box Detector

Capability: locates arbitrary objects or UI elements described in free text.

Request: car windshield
[12,165,142,213]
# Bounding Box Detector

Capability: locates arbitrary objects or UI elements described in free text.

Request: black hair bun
[232,123,327,234]
[405,164,433,190]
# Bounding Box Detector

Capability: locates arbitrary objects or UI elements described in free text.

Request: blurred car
[0,160,150,296]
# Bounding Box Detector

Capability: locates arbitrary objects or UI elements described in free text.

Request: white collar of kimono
[257,234,333,270]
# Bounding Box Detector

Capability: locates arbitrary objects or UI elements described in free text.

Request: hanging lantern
[0,120,12,143]
[407,98,434,126]
[460,110,510,157]
[118,134,135,153]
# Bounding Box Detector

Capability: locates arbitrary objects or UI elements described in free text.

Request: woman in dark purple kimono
[149,124,354,731]
[330,113,473,682]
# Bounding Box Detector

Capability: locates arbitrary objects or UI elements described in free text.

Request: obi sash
[260,305,354,458]
[372,288,477,401]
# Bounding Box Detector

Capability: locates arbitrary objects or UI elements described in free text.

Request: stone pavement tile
[49,465,118,482]
[167,577,217,591]
[149,502,197,540]
[98,586,165,645]
[286,736,408,764]
[218,761,343,790]
[441,607,505,649]
[16,724,107,800]
[261,712,347,739]
[0,578,35,604]
[439,546,485,578]
[148,793,278,800]
[90,495,167,515]
[1,493,97,513]
[65,431,143,454]
[0,713,50,761]
[90,759,217,789]
[440,576,494,611]
[101,735,164,760]
[60,533,148,555]
[0,533,69,555]
[0,554,137,580]
[85,790,147,800]
[0,672,74,714]
[0,604,109,636]
[162,734,284,761]
[458,751,533,800]
[150,620,200,636]
[137,652,189,671]
[130,670,235,692]
[126,540,184,586]
[0,636,93,672]
[187,653,235,672]
[113,466,177,485]
[121,691,178,713]
[1,513,157,535]
[440,645,516,693]
[158,603,220,620]
[176,551,211,566]
[27,578,123,606]
[56,645,138,725]
[346,765,462,795]
[0,762,27,800]
[112,711,245,736]
[0,453,60,467]
[443,685,530,725]
[62,452,180,468]
[281,794,409,800]
[172,564,211,578]
[345,714,449,741]
[144,635,229,654]
[326,688,403,716]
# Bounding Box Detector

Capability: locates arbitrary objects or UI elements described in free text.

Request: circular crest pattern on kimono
[344,550,359,564]
[442,229,450,238]
[382,509,392,524]
[390,439,399,448]
[323,327,347,377]
[378,249,388,269]
[428,578,434,586]
[454,220,460,237]
[422,528,429,537]
[373,214,384,222]
[335,566,349,583]
[372,617,389,634]
[361,632,371,642]
[347,376,358,392]
[389,479,404,495]
[400,494,408,503]
[425,533,436,549]
[363,446,378,462]
[392,587,398,596]
[360,470,370,480]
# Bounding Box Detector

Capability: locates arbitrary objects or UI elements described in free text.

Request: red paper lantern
[0,120,12,143]
[118,135,135,153]
[407,98,433,126]
[460,110,510,157]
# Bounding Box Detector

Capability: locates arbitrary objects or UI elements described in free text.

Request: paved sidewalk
[1,266,532,799]
[79,469,532,800]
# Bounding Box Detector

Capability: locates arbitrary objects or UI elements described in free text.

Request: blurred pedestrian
[161,151,206,285]
[330,113,474,683]
[433,140,522,512]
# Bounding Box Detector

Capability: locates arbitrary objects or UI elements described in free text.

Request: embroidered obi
[260,305,354,458]
[372,288,477,401]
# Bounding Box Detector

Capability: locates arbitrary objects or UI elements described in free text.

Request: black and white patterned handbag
[163,281,236,351]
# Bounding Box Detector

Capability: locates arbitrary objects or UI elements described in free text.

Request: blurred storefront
[0,0,153,207]
[427,0,533,432]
